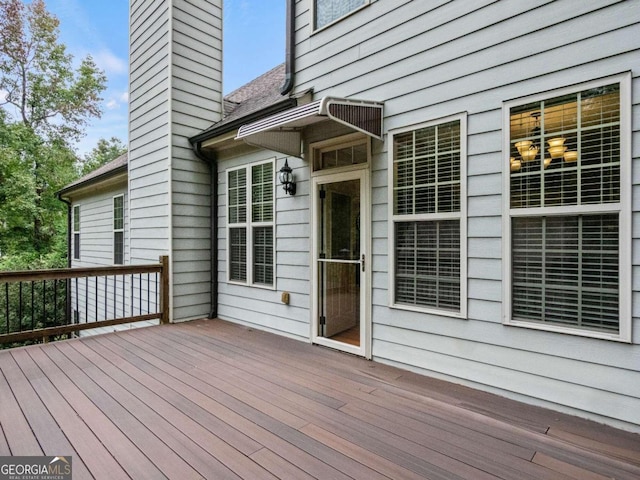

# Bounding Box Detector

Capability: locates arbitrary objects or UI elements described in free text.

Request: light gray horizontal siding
[71,186,128,268]
[169,0,221,322]
[70,185,131,324]
[129,0,171,268]
[215,147,310,339]
[290,0,640,429]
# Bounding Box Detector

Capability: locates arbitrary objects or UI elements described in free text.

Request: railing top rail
[0,263,162,283]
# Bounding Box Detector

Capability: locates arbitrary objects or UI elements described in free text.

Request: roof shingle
[199,63,288,135]
[58,153,128,195]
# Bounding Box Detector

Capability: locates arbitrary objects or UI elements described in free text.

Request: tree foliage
[0,0,106,142]
[79,136,126,176]
[0,113,77,267]
[0,0,108,270]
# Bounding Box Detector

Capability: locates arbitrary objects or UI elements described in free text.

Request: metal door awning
[236,97,383,156]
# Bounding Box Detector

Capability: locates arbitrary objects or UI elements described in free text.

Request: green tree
[0,114,77,267]
[0,0,106,141]
[79,136,126,175]
[0,0,107,268]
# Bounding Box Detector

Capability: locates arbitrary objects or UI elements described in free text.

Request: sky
[44,0,285,157]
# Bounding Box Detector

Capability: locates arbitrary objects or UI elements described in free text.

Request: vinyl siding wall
[170,0,222,321]
[216,145,311,340]
[70,185,130,324]
[287,0,640,430]
[71,187,128,269]
[129,0,171,265]
[129,0,222,321]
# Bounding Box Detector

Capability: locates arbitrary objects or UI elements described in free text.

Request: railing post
[159,255,170,324]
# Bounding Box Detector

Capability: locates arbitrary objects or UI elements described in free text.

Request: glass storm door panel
[317,179,361,345]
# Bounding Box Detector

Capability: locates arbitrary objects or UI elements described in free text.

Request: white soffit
[236,97,384,156]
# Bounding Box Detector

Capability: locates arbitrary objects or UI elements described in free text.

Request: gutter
[190,141,219,319]
[280,0,296,95]
[187,77,299,319]
[56,165,128,199]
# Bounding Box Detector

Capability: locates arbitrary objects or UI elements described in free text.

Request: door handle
[361,254,365,272]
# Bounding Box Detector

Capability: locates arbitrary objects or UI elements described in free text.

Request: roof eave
[57,165,128,199]
[189,97,298,146]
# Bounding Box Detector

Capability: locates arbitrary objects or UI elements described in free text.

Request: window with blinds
[251,162,274,286]
[506,77,629,339]
[227,160,275,287]
[314,0,367,29]
[391,116,466,315]
[73,205,80,260]
[113,195,124,265]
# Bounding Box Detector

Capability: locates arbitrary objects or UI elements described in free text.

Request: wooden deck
[0,319,638,479]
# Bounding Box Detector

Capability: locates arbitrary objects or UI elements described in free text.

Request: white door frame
[311,167,371,358]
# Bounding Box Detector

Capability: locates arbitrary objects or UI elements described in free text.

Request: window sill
[227,280,276,291]
[390,302,466,320]
[504,318,630,343]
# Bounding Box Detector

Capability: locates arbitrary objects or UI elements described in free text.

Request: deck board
[0,352,93,479]
[27,345,166,479]
[0,318,639,480]
[139,329,499,478]
[167,325,559,479]
[65,340,249,480]
[0,362,43,456]
[0,423,9,456]
[94,332,354,480]
[10,349,130,480]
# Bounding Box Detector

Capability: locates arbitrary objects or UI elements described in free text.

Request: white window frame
[73,204,80,260]
[311,133,370,175]
[226,159,276,289]
[502,72,632,342]
[113,195,125,265]
[388,113,468,318]
[311,0,370,32]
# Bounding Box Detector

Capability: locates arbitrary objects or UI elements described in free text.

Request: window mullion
[246,165,254,286]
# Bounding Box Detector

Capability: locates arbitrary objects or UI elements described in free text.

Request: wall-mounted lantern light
[278,158,296,195]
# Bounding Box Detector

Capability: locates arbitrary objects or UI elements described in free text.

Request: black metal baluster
[65,278,69,326]
[85,277,88,323]
[54,280,58,326]
[4,283,9,334]
[155,273,158,313]
[122,275,125,318]
[75,278,79,323]
[147,273,150,313]
[104,276,108,320]
[42,280,46,328]
[31,282,35,330]
[130,274,134,317]
[139,274,142,314]
[18,282,23,332]
[95,277,98,322]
